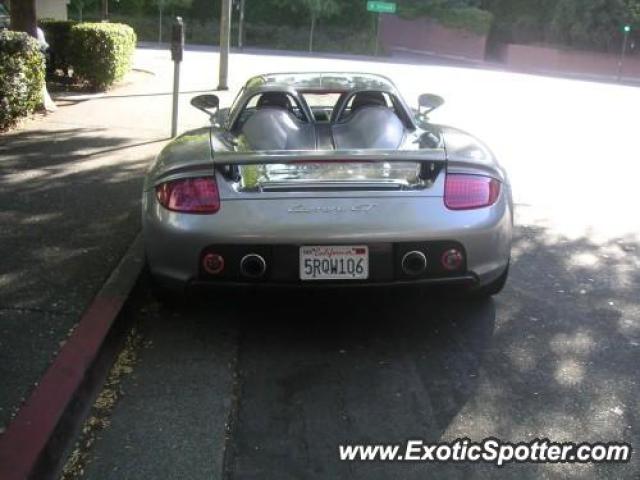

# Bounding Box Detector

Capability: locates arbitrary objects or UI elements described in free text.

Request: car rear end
[143,147,512,294]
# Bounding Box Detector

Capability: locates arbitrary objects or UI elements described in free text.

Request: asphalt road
[75,220,640,480]
[63,48,639,479]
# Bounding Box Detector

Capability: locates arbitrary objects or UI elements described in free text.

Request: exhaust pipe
[401,251,427,276]
[240,254,267,278]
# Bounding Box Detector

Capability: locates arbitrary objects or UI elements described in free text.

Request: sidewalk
[0,61,176,431]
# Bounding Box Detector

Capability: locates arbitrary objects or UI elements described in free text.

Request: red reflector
[441,249,464,271]
[444,174,500,210]
[156,177,220,214]
[202,253,225,275]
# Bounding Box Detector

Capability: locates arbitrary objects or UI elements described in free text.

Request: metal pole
[218,0,232,90]
[375,12,380,56]
[158,4,163,44]
[617,30,630,82]
[171,60,180,137]
[238,0,245,50]
[171,17,184,137]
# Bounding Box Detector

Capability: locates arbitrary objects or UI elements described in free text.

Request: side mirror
[418,94,444,116]
[191,94,220,120]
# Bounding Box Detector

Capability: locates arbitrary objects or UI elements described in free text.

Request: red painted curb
[0,235,143,480]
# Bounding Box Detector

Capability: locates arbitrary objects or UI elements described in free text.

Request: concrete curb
[0,234,144,480]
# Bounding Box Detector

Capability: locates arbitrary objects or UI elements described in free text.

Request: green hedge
[69,23,136,90]
[0,31,45,131]
[434,7,494,36]
[398,2,493,36]
[39,19,77,77]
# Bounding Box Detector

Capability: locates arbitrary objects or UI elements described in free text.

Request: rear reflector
[444,174,500,210]
[156,177,220,214]
[441,248,464,271]
[202,253,225,275]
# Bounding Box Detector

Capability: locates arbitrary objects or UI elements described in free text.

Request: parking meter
[171,17,184,63]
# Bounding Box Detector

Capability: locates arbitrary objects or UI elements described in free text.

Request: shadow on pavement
[190,225,638,479]
[76,226,639,480]
[214,289,495,480]
[0,126,162,429]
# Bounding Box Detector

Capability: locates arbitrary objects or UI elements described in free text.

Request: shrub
[0,31,45,131]
[38,19,77,77]
[398,1,494,36]
[433,7,494,36]
[69,22,136,90]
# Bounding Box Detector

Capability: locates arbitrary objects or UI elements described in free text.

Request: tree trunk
[309,13,316,52]
[101,0,109,20]
[158,4,163,44]
[78,4,84,22]
[238,0,245,49]
[10,0,37,37]
[10,0,57,113]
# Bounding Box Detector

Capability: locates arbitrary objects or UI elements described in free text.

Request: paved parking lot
[56,48,640,479]
[76,222,639,479]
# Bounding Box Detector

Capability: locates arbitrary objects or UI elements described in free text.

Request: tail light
[156,177,220,214]
[444,174,500,210]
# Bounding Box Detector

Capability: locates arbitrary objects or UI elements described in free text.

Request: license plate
[299,245,369,281]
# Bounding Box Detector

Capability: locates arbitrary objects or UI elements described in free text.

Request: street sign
[367,1,396,14]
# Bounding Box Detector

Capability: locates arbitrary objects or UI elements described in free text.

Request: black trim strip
[190,274,477,290]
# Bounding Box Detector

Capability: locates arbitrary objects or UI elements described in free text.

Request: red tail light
[155,177,220,214]
[444,174,500,210]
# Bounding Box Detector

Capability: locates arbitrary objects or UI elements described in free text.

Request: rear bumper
[143,189,512,290]
[152,271,480,296]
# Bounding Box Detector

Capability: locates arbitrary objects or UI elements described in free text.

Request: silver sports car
[143,72,512,297]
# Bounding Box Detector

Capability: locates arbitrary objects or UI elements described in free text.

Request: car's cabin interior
[233,90,409,152]
[233,90,408,127]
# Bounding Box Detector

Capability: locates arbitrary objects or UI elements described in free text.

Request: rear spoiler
[212,149,447,184]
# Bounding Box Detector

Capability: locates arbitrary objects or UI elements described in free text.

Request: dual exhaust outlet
[241,251,428,278]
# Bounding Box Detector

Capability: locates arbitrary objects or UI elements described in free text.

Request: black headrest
[351,92,386,112]
[257,92,292,110]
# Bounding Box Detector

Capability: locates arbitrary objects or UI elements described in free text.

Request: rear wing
[212,149,447,186]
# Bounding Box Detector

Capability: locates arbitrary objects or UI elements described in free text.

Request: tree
[69,0,98,22]
[275,0,341,51]
[153,0,192,43]
[303,0,341,51]
[9,0,37,37]
[9,0,56,111]
[549,0,634,51]
[481,0,640,50]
